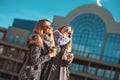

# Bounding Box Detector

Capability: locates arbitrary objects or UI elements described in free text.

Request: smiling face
[34,19,53,35]
[43,21,53,34]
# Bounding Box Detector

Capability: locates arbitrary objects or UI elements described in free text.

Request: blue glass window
[87,67,96,75]
[14,36,19,44]
[97,69,104,77]
[19,37,25,46]
[102,34,120,64]
[0,32,4,40]
[6,34,14,43]
[70,13,106,60]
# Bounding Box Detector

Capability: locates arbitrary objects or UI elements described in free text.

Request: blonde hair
[34,19,51,33]
[34,20,43,35]
[33,19,55,47]
[58,25,73,52]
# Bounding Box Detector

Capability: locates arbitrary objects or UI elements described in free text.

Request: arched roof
[53,4,120,34]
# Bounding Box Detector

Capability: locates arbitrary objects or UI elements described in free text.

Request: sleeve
[29,45,51,65]
[61,59,70,67]
[36,53,51,65]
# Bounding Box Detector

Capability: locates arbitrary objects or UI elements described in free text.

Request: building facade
[12,18,37,34]
[0,27,29,80]
[53,4,120,80]
[0,3,120,80]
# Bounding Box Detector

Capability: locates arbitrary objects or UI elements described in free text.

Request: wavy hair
[33,19,55,47]
[58,25,73,52]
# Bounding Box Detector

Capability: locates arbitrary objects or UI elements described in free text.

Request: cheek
[63,33,69,37]
[44,29,48,33]
[47,28,52,32]
[46,29,49,32]
[61,29,64,34]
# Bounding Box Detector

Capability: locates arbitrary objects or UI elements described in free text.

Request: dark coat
[21,42,51,80]
[40,45,70,80]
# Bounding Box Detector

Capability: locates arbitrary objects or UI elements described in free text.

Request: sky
[0,0,120,28]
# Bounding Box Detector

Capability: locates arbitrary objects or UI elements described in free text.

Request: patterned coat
[21,35,51,80]
[40,45,70,80]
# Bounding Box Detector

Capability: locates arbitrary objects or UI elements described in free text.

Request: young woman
[41,25,74,80]
[21,19,56,80]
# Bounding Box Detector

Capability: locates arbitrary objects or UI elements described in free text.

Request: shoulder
[27,33,40,45]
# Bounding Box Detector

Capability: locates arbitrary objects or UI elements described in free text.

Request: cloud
[96,0,102,6]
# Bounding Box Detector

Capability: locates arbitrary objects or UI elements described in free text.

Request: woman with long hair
[41,25,74,80]
[22,19,56,80]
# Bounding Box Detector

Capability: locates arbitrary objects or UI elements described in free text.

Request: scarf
[54,30,70,46]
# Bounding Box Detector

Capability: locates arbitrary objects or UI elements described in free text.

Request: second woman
[41,25,74,80]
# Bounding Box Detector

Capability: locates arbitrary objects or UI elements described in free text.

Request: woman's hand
[65,53,74,63]
[48,47,57,57]
[34,35,43,47]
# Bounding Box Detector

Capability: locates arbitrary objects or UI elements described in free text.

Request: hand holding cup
[49,47,57,57]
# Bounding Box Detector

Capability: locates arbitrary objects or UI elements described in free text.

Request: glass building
[53,4,120,80]
[12,18,37,34]
[0,3,120,80]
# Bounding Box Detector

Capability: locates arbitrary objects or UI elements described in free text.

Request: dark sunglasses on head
[65,26,73,34]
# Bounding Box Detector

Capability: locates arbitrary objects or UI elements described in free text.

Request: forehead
[43,21,51,25]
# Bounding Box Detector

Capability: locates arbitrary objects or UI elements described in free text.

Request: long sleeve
[61,59,70,67]
[29,44,51,65]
